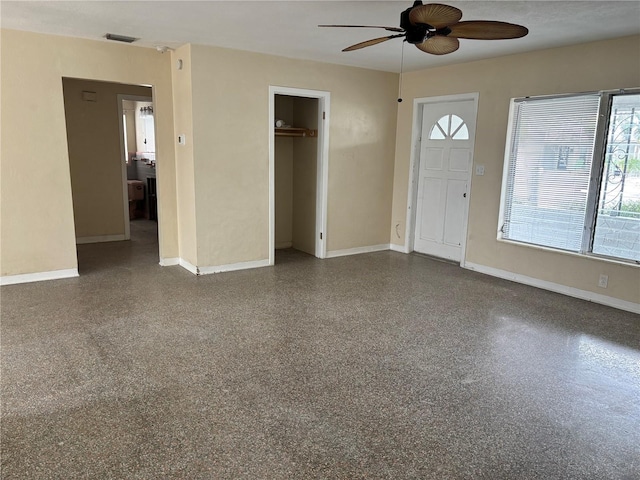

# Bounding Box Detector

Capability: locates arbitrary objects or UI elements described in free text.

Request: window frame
[498,88,640,265]
[428,114,470,140]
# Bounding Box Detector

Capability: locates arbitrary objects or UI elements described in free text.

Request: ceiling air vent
[105,33,138,43]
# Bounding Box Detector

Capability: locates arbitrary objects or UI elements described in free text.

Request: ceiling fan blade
[319,24,405,33]
[447,21,529,39]
[416,36,460,55]
[342,34,405,52]
[409,3,463,29]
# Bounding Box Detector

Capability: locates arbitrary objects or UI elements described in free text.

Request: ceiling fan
[319,1,529,55]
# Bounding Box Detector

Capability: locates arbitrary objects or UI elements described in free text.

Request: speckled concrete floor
[1,221,639,479]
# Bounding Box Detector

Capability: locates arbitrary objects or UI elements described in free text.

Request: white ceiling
[2,1,639,73]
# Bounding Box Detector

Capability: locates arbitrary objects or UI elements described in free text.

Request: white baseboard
[76,234,126,244]
[275,241,293,250]
[0,268,79,286]
[159,257,179,266]
[326,244,390,259]
[177,257,270,276]
[198,258,270,275]
[390,243,409,254]
[178,258,198,275]
[464,261,640,314]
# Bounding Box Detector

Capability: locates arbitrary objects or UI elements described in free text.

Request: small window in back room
[137,102,155,153]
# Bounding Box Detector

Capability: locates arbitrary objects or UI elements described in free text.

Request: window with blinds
[499,90,640,263]
[502,94,600,251]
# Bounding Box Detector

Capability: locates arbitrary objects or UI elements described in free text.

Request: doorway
[62,78,160,270]
[407,93,478,264]
[118,94,157,242]
[269,87,330,265]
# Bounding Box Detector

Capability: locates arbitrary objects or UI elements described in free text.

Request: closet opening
[269,87,330,265]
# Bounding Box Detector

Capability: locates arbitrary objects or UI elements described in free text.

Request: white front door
[413,99,476,262]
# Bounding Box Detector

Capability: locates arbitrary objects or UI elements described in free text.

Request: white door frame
[268,86,330,265]
[405,92,479,266]
[117,94,153,241]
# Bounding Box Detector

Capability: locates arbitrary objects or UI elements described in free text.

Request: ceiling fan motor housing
[401,3,429,44]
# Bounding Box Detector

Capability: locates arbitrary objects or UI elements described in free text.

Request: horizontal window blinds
[503,94,600,251]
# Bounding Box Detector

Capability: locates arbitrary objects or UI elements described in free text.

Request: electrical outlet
[598,274,608,288]
[475,165,485,176]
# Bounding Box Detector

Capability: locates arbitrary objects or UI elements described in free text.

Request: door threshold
[410,251,459,266]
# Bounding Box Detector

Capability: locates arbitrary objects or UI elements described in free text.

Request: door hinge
[320,232,323,240]
[323,112,326,120]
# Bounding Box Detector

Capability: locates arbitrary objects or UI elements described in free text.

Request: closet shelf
[275,127,317,138]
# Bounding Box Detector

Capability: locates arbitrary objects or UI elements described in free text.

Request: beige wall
[170,44,197,266]
[0,29,178,276]
[62,78,151,239]
[292,97,318,255]
[391,35,640,304]
[189,44,398,267]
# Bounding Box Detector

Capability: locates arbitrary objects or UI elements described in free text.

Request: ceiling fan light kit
[319,1,528,56]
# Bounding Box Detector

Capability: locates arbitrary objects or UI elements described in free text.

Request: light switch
[178,134,186,145]
[475,165,485,176]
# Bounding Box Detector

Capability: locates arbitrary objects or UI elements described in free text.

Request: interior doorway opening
[269,87,330,265]
[62,78,160,272]
[119,94,157,242]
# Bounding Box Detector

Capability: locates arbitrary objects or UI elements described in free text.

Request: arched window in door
[429,114,469,140]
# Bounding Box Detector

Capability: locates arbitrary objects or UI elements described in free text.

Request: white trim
[464,261,640,314]
[317,95,330,260]
[177,257,270,276]
[275,241,293,250]
[197,259,270,275]
[178,258,198,275]
[117,94,131,241]
[159,257,180,266]
[404,96,424,254]
[326,244,390,259]
[268,90,275,266]
[269,86,330,265]
[117,94,153,240]
[405,92,479,267]
[1,268,79,286]
[149,86,166,265]
[76,234,126,244]
[497,99,518,240]
[390,243,409,254]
